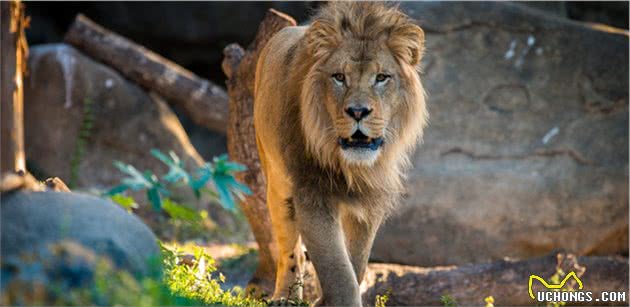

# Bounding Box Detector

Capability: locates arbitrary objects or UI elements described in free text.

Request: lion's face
[300,2,428,174]
[320,42,404,165]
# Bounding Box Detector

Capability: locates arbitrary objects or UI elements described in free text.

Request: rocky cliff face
[25,44,204,188]
[371,2,628,266]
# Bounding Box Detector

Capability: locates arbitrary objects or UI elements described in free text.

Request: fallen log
[361,253,629,306]
[221,9,297,294]
[64,14,228,133]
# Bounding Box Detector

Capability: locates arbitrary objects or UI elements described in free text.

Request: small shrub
[375,289,392,307]
[441,294,458,307]
[161,243,265,306]
[106,150,251,224]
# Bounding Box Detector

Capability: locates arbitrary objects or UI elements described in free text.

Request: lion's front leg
[267,186,305,302]
[295,202,361,306]
[341,208,384,285]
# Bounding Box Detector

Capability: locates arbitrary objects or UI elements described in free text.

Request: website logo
[528,271,583,299]
[528,271,626,303]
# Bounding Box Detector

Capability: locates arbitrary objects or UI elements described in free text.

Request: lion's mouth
[338,130,384,151]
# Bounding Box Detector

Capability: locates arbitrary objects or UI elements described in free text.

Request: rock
[23,44,251,244]
[1,240,103,305]
[361,254,628,306]
[517,2,568,19]
[1,191,160,276]
[24,43,204,189]
[371,2,628,266]
[176,109,228,161]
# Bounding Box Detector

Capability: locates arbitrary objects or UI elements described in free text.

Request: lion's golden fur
[253,2,428,303]
[294,2,428,196]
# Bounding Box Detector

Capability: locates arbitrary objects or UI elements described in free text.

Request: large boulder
[371,2,628,266]
[24,44,204,189]
[1,191,160,276]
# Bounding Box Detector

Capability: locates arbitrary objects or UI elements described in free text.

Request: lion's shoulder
[262,25,307,64]
[255,25,307,96]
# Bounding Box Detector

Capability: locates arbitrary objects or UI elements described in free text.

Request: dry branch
[64,14,229,133]
[221,9,297,292]
[362,253,628,306]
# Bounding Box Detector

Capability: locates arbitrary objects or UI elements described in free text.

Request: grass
[161,243,266,307]
[440,294,458,307]
[375,289,391,307]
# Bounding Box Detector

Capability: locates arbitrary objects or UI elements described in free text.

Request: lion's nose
[345,106,372,121]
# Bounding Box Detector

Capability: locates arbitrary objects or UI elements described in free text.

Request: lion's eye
[332,73,345,84]
[375,73,391,83]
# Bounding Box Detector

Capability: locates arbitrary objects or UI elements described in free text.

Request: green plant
[161,243,265,306]
[441,294,458,307]
[106,150,251,223]
[69,98,95,187]
[109,193,138,210]
[3,242,267,306]
[375,289,392,307]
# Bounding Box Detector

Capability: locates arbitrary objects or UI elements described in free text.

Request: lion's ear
[305,20,341,59]
[388,23,425,66]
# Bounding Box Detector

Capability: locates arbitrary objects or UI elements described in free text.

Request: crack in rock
[441,147,595,166]
[580,75,629,115]
[481,83,532,113]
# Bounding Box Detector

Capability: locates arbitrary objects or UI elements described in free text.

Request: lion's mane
[290,2,428,196]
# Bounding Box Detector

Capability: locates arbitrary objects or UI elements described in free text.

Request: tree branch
[221,8,297,293]
[64,14,229,133]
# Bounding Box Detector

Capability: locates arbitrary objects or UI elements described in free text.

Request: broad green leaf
[212,175,249,211]
[113,161,154,190]
[192,168,212,187]
[105,184,130,196]
[147,188,162,211]
[212,154,247,174]
[110,194,138,210]
[190,156,252,211]
[151,149,189,183]
[162,199,202,223]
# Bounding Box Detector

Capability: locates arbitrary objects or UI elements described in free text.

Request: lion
[253,2,428,306]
